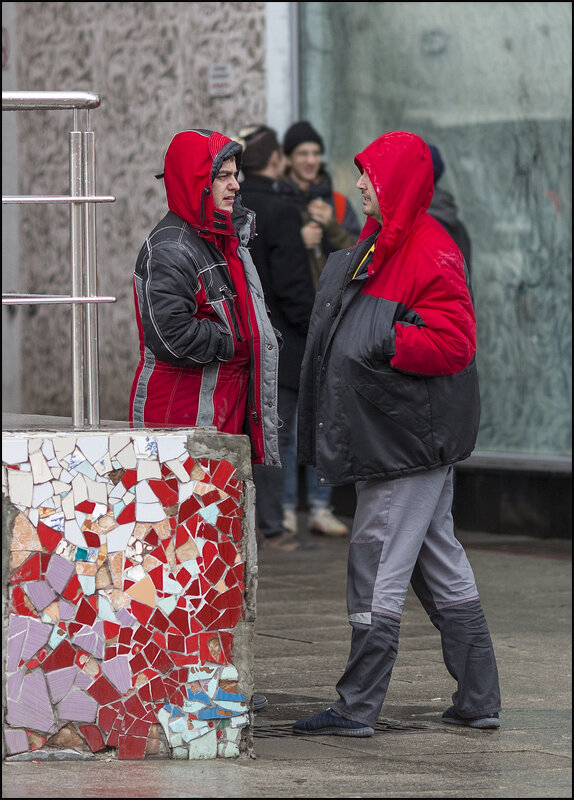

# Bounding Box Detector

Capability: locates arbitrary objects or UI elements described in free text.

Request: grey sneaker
[261,531,300,552]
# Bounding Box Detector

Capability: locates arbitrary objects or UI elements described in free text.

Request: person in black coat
[236,124,315,551]
[427,144,472,275]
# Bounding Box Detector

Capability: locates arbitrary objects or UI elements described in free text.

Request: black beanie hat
[283,121,324,156]
[428,144,445,184]
[235,125,281,175]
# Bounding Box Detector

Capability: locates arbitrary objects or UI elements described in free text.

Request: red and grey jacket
[129,129,280,466]
[297,131,480,485]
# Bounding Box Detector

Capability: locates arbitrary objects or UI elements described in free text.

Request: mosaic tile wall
[2,429,256,760]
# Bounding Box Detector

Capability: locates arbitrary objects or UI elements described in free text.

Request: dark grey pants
[331,466,501,727]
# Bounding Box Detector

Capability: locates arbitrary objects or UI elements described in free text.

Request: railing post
[69,130,85,427]
[83,128,99,425]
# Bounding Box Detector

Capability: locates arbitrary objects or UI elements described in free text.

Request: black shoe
[442,705,500,729]
[253,693,268,712]
[293,707,374,737]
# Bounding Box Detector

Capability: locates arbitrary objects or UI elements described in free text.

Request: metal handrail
[2,90,117,427]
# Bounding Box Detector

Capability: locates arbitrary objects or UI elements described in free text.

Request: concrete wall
[2,1,268,422]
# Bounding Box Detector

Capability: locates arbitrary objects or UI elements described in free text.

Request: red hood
[163,129,244,237]
[355,131,434,274]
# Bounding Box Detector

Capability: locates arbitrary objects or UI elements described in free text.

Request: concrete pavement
[3,517,571,798]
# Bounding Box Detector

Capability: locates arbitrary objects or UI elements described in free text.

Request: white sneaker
[282,508,298,534]
[309,508,349,536]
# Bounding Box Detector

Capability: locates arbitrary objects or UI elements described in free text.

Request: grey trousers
[331,466,501,727]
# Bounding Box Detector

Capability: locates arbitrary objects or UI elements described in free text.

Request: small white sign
[208,64,233,97]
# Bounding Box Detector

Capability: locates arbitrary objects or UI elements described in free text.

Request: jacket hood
[354,131,434,273]
[163,129,244,236]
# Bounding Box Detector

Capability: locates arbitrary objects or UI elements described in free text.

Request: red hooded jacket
[297,131,480,484]
[129,130,280,466]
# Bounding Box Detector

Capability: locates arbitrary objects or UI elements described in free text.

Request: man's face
[286,142,322,186]
[356,169,382,224]
[212,157,240,212]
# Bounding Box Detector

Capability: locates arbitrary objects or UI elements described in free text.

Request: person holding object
[293,131,501,737]
[279,120,361,537]
[235,124,315,551]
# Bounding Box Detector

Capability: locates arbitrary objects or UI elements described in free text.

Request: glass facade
[298,1,572,459]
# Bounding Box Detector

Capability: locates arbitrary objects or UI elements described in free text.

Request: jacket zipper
[220,285,244,342]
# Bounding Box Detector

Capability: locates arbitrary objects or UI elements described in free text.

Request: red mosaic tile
[144,527,160,547]
[205,557,227,586]
[41,639,76,672]
[218,540,239,567]
[182,456,195,475]
[150,545,167,564]
[62,573,82,603]
[231,562,245,584]
[129,653,147,674]
[117,502,136,525]
[201,489,221,507]
[104,646,118,660]
[106,729,119,747]
[36,521,63,553]
[178,495,201,524]
[10,553,42,584]
[83,530,101,548]
[217,496,239,517]
[130,601,153,626]
[225,482,243,501]
[79,724,106,752]
[168,607,190,636]
[67,621,83,636]
[104,621,121,641]
[124,718,152,737]
[148,566,163,592]
[175,525,189,549]
[150,609,170,633]
[190,617,203,634]
[152,649,174,675]
[86,595,99,612]
[138,682,152,703]
[118,734,147,760]
[132,625,153,646]
[87,675,123,705]
[75,597,97,626]
[118,627,133,646]
[121,469,138,490]
[169,688,186,707]
[76,501,96,513]
[152,631,167,651]
[219,631,234,660]
[167,632,185,652]
[171,652,199,666]
[199,633,224,664]
[195,603,221,631]
[198,522,219,542]
[149,479,178,507]
[143,641,160,664]
[216,517,231,538]
[149,676,168,701]
[210,459,237,491]
[212,586,243,612]
[124,693,147,718]
[230,518,243,541]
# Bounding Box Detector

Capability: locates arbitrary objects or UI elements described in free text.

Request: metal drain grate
[254,719,435,738]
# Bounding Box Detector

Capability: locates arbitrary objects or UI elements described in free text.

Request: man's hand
[308,198,334,226]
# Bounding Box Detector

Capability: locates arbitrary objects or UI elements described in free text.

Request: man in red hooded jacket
[129,129,280,470]
[293,131,501,737]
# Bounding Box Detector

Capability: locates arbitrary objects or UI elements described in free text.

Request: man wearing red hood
[293,131,501,737]
[129,129,280,470]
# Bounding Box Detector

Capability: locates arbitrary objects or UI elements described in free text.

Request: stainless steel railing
[2,91,116,427]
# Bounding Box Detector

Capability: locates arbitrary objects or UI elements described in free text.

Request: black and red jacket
[297,131,480,484]
[129,129,280,466]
